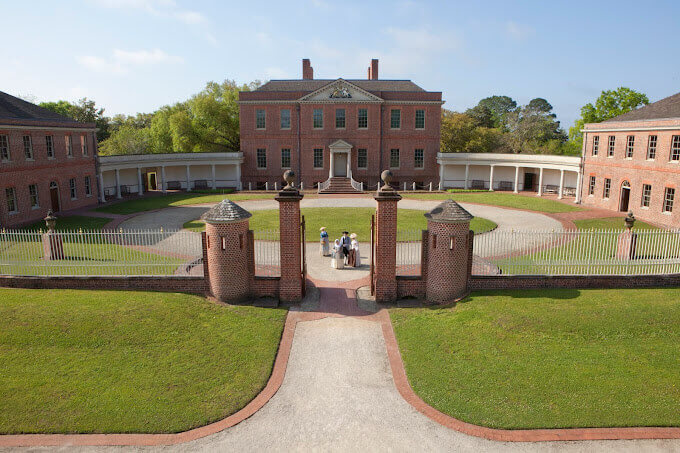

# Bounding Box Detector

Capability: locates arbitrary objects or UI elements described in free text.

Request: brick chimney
[368,59,379,80]
[302,58,313,80]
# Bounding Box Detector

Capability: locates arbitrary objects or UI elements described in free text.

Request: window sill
[390,128,401,131]
[641,206,649,210]
[358,127,368,130]
[415,167,425,171]
[669,161,679,164]
[663,211,673,215]
[8,211,18,216]
[415,127,425,131]
[646,158,655,161]
[255,128,266,131]
[357,167,368,170]
[280,128,291,131]
[47,157,55,160]
[625,157,633,160]
[335,127,346,130]
[25,158,34,162]
[31,206,40,210]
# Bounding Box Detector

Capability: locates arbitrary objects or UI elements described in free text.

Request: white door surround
[328,139,352,179]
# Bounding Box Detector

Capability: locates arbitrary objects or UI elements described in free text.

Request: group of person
[320,228,361,268]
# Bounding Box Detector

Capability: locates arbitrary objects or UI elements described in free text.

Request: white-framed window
[255,109,266,129]
[281,148,291,169]
[66,135,73,157]
[592,135,599,156]
[647,135,657,160]
[313,109,323,129]
[663,187,675,213]
[335,109,345,128]
[81,135,88,156]
[69,178,77,200]
[0,135,9,161]
[607,136,615,157]
[641,184,652,208]
[256,148,267,169]
[390,148,400,168]
[84,176,92,197]
[588,176,596,195]
[603,178,611,199]
[46,135,54,159]
[626,135,634,158]
[313,148,323,169]
[23,135,33,160]
[390,109,401,129]
[357,148,367,169]
[29,184,39,208]
[280,109,291,129]
[671,136,680,161]
[414,148,424,169]
[415,109,425,129]
[5,187,17,213]
[358,108,368,129]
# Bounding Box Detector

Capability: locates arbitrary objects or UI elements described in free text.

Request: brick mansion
[1,58,680,229]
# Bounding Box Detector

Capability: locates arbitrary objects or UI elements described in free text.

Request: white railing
[253,229,280,277]
[350,177,363,192]
[0,229,202,277]
[396,229,423,276]
[317,178,331,193]
[473,229,680,276]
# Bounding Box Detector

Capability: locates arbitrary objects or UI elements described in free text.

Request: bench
[471,180,485,190]
[544,184,559,194]
[193,180,209,190]
[166,181,182,190]
[498,181,513,191]
[120,185,131,195]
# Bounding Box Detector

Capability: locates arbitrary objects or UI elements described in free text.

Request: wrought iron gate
[301,215,307,297]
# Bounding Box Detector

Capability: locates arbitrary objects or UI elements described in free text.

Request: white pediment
[299,79,383,103]
[329,139,353,150]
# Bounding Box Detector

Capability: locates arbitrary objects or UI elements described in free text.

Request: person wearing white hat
[319,227,329,256]
[331,238,344,269]
[348,233,360,267]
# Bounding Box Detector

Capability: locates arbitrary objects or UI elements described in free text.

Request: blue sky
[3,0,679,129]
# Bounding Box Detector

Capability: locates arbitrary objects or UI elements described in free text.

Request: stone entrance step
[319,177,363,194]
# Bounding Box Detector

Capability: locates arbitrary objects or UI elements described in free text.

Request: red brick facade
[276,189,304,302]
[239,59,442,189]
[425,220,471,303]
[581,119,680,228]
[373,190,401,303]
[205,219,251,302]
[0,92,99,228]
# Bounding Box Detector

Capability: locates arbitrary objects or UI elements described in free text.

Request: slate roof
[424,199,473,222]
[256,79,425,92]
[201,199,252,223]
[0,91,89,127]
[603,92,680,122]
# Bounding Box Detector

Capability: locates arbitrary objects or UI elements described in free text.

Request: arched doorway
[619,180,631,212]
[49,182,60,212]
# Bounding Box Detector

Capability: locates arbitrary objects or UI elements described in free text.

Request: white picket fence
[0,229,201,277]
[473,229,680,276]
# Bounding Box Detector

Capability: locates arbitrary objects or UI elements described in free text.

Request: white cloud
[506,21,534,41]
[76,48,183,75]
[173,10,207,25]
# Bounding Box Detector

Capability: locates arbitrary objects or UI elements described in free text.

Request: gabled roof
[603,92,680,122]
[0,91,91,127]
[256,79,425,93]
[201,199,252,224]
[297,78,384,103]
[424,200,473,223]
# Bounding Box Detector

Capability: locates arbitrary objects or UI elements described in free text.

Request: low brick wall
[252,276,280,298]
[0,275,207,294]
[471,274,680,290]
[397,276,426,299]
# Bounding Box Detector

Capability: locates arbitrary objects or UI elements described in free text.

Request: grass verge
[402,191,582,213]
[183,208,498,239]
[20,215,112,231]
[0,288,287,433]
[390,288,680,429]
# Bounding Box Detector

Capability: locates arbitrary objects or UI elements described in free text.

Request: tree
[475,95,518,129]
[568,87,649,143]
[98,125,150,156]
[440,110,503,154]
[40,98,111,141]
[504,99,567,154]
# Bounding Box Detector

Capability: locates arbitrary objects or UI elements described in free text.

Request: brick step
[319,177,363,194]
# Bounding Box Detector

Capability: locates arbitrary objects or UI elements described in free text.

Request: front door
[50,186,60,212]
[523,173,535,192]
[620,187,630,212]
[334,153,347,177]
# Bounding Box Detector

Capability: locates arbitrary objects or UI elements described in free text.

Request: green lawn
[390,288,680,429]
[573,217,659,231]
[183,208,497,239]
[402,191,582,213]
[20,215,112,231]
[0,288,287,434]
[95,191,274,215]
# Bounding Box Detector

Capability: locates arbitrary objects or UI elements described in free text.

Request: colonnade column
[347,152,351,179]
[211,164,216,190]
[464,164,470,190]
[329,152,334,179]
[575,171,582,204]
[185,165,191,192]
[537,167,544,197]
[115,169,121,199]
[558,169,565,199]
[137,167,143,196]
[236,163,242,191]
[513,166,520,193]
[160,166,166,194]
[488,165,495,191]
[98,173,106,202]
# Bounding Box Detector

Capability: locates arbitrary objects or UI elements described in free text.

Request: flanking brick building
[0,91,98,228]
[238,59,443,192]
[581,92,680,227]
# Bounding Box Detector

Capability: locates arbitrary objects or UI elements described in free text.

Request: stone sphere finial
[624,211,636,230]
[380,169,394,191]
[283,170,296,190]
